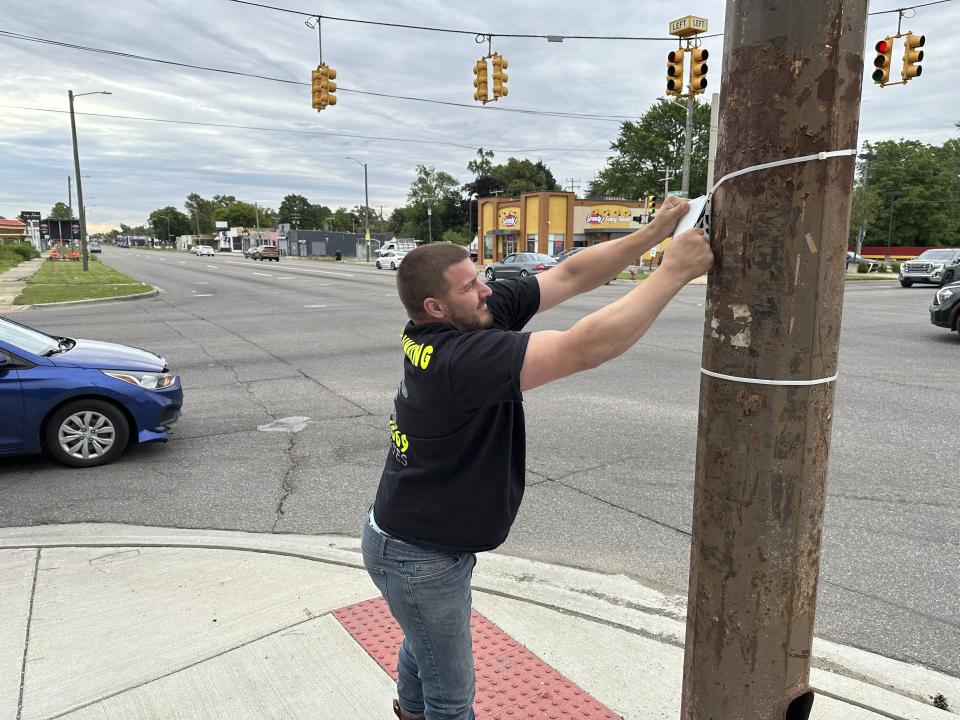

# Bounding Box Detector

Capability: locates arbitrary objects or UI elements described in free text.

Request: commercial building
[476,192,660,265]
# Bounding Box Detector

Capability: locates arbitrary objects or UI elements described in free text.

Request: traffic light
[311,64,337,110]
[311,67,323,110]
[872,37,893,85]
[667,48,686,96]
[646,195,656,219]
[689,48,708,94]
[491,53,509,99]
[473,58,489,104]
[901,32,925,82]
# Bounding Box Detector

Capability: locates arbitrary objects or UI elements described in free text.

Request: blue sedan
[0,315,183,467]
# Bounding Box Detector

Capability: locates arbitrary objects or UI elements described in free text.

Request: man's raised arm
[535,196,691,314]
[520,225,713,392]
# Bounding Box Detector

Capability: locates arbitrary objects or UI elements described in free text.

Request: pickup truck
[899,248,960,287]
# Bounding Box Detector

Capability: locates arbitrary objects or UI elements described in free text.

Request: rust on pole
[681,2,868,719]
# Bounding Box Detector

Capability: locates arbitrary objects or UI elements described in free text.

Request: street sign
[19,211,41,225]
[669,15,709,37]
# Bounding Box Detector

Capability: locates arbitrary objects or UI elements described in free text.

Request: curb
[22,287,159,309]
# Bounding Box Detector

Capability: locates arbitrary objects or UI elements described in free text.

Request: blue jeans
[361,517,477,720]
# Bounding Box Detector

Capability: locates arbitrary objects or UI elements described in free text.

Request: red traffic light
[875,39,889,53]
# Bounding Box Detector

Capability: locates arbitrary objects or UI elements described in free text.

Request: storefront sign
[497,207,521,229]
[584,204,635,227]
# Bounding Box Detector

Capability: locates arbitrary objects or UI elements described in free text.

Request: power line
[223,0,723,40]
[224,0,958,32]
[0,29,634,123]
[0,104,619,155]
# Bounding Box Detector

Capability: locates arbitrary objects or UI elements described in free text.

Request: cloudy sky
[1,0,958,233]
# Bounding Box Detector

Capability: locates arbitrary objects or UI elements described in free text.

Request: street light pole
[855,152,879,256]
[885,190,902,261]
[68,89,111,272]
[347,157,371,260]
[427,198,433,243]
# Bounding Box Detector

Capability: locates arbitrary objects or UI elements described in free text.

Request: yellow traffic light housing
[311,67,324,110]
[689,47,709,95]
[646,195,656,217]
[491,53,509,100]
[311,64,337,110]
[901,32,925,82]
[872,37,893,85]
[473,58,489,104]
[666,48,685,97]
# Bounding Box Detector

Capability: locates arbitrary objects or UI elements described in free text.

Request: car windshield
[916,250,956,261]
[0,316,59,355]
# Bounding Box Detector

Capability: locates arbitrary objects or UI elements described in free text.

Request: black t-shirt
[373,276,541,552]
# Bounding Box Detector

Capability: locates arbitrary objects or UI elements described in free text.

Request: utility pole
[67,176,73,218]
[255,201,262,243]
[68,89,110,272]
[659,166,674,199]
[681,3,867,720]
[681,94,694,197]
[706,92,720,191]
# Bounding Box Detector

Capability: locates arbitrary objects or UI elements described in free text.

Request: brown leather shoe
[393,698,426,720]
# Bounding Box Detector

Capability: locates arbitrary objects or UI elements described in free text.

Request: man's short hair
[396,243,470,321]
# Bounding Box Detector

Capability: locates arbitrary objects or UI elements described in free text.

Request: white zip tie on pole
[699,147,857,387]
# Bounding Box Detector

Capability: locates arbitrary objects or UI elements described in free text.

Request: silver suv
[899,248,960,287]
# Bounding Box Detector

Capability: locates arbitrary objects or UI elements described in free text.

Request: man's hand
[649,196,690,239]
[660,228,714,284]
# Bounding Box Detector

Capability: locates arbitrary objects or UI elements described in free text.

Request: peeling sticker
[805,233,818,254]
[789,317,796,335]
[258,416,314,433]
[731,304,751,322]
[730,329,752,348]
[794,255,801,286]
[711,317,720,330]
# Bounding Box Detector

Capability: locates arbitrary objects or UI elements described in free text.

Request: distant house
[0,218,27,243]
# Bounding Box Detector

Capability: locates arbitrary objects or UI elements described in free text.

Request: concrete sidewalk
[0,257,44,308]
[1,524,955,720]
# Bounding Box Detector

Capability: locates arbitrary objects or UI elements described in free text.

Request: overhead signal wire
[0,29,634,123]
[0,104,619,155]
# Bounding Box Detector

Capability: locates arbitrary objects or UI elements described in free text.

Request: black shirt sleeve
[486,276,541,331]
[448,329,531,412]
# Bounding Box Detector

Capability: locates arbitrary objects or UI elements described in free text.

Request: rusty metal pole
[680,2,868,719]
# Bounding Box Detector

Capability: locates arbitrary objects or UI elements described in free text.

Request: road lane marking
[223,260,355,277]
[178,261,187,264]
[194,294,214,297]
[206,265,219,269]
[252,272,273,277]
[275,276,295,280]
[303,304,327,308]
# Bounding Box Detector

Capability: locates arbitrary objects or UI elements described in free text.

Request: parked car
[484,252,558,280]
[376,250,406,270]
[899,248,960,287]
[193,245,215,257]
[555,246,617,284]
[929,280,960,336]
[847,251,879,272]
[0,315,182,467]
[243,245,260,259]
[88,241,102,254]
[252,245,279,261]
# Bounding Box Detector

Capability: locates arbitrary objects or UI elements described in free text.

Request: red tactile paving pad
[334,597,620,719]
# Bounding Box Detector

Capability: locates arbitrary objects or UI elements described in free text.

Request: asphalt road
[1,247,957,677]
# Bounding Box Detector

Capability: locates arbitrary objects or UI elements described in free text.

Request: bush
[857,262,871,274]
[891,261,901,274]
[7,243,39,260]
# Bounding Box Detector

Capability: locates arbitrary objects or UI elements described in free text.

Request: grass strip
[15,258,152,304]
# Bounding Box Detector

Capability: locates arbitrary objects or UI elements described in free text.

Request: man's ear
[423,297,445,320]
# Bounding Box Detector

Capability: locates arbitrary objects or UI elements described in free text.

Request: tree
[467,148,495,177]
[330,207,358,232]
[408,165,461,205]
[442,229,469,245]
[213,201,258,228]
[588,98,710,201]
[148,207,192,243]
[49,202,72,219]
[212,194,237,208]
[491,158,561,196]
[860,139,960,247]
[184,193,216,234]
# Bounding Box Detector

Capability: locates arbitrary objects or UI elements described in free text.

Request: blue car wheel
[45,399,130,468]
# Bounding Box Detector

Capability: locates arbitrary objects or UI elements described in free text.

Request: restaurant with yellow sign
[477,191,661,266]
